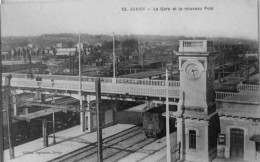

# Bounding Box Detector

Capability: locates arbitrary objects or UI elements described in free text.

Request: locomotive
[143,105,176,138]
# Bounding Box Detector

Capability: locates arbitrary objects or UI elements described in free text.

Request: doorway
[230,128,244,159]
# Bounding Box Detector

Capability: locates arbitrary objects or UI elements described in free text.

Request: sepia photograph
[0,0,259,162]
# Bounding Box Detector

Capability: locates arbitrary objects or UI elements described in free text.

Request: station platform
[4,124,135,162]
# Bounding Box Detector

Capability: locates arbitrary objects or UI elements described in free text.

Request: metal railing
[178,40,213,52]
[2,73,112,83]
[237,84,260,92]
[9,78,180,98]
[214,83,260,93]
[214,83,237,91]
[116,78,180,87]
[3,74,259,104]
[215,92,260,104]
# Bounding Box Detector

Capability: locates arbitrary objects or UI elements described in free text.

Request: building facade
[174,40,219,162]
[173,40,260,162]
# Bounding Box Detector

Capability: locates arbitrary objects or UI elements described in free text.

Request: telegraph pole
[96,78,103,162]
[52,95,56,144]
[258,0,260,73]
[0,6,3,161]
[165,69,171,162]
[7,74,14,159]
[112,33,116,78]
[78,32,85,132]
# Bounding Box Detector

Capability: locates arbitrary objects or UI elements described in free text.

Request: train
[142,105,176,139]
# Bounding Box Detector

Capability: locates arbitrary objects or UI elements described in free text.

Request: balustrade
[2,74,259,104]
[237,84,260,92]
[8,77,180,98]
[214,83,237,91]
[179,40,213,52]
[116,78,180,87]
[215,92,259,104]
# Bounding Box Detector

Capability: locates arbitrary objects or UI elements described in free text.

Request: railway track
[48,125,156,162]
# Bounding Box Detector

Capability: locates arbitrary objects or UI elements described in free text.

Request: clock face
[184,63,201,80]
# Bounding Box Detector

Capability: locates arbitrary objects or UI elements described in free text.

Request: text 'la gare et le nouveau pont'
[121,6,214,12]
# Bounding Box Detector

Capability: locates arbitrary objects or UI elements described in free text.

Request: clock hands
[185,63,201,80]
[191,69,197,74]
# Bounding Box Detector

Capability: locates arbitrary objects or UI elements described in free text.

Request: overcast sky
[1,0,258,40]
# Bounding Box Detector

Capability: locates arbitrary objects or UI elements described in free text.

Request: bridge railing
[9,78,180,98]
[214,83,237,91]
[215,92,260,104]
[2,73,112,83]
[237,84,260,92]
[214,83,260,93]
[116,78,180,87]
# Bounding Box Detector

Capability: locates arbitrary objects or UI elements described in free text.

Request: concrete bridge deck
[2,73,260,104]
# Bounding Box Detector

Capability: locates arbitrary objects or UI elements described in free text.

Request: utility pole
[258,0,260,73]
[113,32,116,78]
[52,95,56,144]
[222,53,225,82]
[97,36,101,76]
[41,49,43,63]
[142,53,144,72]
[96,78,103,162]
[72,55,74,75]
[161,47,163,70]
[78,32,85,132]
[69,53,71,74]
[29,52,32,77]
[0,7,4,161]
[165,69,171,162]
[42,119,48,147]
[7,74,14,159]
[247,58,249,83]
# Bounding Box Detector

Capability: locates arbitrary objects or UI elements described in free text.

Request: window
[189,130,196,149]
[256,142,260,153]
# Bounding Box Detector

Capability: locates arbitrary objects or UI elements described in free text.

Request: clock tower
[174,40,219,162]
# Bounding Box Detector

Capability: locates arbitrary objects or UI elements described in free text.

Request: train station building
[2,39,260,162]
[172,40,260,162]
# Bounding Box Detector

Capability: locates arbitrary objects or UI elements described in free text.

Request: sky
[1,0,259,40]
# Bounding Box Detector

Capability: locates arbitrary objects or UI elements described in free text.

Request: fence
[237,84,260,92]
[214,83,237,92]
[116,78,180,88]
[215,92,260,104]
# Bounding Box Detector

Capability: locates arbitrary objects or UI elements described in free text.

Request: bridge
[2,73,259,105]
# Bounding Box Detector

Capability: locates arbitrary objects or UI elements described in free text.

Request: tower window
[189,130,196,149]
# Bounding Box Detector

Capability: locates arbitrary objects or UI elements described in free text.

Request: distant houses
[54,42,92,56]
[56,48,77,56]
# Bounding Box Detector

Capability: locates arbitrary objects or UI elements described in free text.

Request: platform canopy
[13,108,68,122]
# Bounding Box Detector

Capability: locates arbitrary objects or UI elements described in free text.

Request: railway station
[1,39,259,162]
[1,1,260,161]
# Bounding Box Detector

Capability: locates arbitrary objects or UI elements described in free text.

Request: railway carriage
[143,105,176,138]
